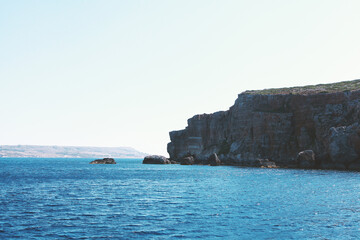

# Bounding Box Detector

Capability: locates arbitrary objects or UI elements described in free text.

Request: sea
[1,158,360,239]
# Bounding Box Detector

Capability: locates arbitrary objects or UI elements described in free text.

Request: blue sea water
[1,158,360,239]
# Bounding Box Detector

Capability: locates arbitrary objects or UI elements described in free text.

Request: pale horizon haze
[1,0,360,156]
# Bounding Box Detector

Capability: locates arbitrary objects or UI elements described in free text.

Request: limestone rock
[143,155,170,164]
[328,124,360,164]
[208,153,221,166]
[90,158,116,164]
[297,150,316,169]
[167,82,360,170]
[180,156,195,165]
[253,159,277,168]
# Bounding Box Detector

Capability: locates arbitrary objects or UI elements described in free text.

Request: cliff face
[167,88,360,170]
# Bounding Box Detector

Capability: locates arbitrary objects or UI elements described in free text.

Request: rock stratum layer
[167,80,360,170]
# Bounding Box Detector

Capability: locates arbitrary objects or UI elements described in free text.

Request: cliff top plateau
[244,79,360,95]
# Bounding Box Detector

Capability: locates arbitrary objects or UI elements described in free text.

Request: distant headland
[167,79,360,171]
[0,145,147,158]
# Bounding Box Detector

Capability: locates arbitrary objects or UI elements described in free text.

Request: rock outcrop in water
[143,155,171,164]
[296,150,316,169]
[90,158,116,164]
[180,156,195,165]
[209,153,221,166]
[167,79,360,171]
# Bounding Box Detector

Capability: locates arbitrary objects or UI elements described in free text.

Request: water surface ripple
[1,158,360,239]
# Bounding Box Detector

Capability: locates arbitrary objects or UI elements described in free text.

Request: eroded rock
[208,153,221,166]
[180,156,195,165]
[297,150,316,169]
[143,155,170,164]
[167,84,360,170]
[253,159,277,168]
[90,158,116,164]
[328,124,360,164]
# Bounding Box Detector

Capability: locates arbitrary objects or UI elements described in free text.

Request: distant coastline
[0,145,147,158]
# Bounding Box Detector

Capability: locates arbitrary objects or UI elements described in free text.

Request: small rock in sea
[143,155,170,164]
[297,150,316,169]
[254,158,277,168]
[208,153,221,166]
[180,156,195,165]
[89,158,116,164]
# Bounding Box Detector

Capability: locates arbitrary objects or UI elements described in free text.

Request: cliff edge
[167,79,360,170]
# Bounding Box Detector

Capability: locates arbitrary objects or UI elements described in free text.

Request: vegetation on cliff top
[244,79,360,95]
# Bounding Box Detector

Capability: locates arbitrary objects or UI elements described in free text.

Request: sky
[1,0,360,156]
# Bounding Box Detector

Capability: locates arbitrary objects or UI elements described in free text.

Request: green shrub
[244,79,360,95]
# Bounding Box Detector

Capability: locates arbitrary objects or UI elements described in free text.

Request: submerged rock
[143,155,170,164]
[90,158,116,164]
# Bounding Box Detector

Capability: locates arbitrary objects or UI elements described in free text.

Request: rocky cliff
[167,80,360,170]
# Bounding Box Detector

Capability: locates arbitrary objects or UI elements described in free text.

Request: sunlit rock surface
[168,80,360,170]
[143,155,170,164]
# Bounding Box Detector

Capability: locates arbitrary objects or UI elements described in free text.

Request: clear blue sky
[1,0,360,156]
